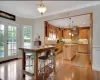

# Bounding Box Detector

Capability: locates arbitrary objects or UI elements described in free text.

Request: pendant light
[37,0,47,15]
[69,18,72,35]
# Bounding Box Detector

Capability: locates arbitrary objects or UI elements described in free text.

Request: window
[48,32,56,40]
[23,26,32,48]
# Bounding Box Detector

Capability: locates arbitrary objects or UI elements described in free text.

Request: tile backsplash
[45,37,88,44]
[78,39,88,44]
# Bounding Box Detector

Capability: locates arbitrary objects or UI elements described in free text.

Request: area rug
[72,54,87,68]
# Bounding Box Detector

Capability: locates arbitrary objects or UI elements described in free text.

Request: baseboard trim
[92,65,100,71]
[0,58,19,64]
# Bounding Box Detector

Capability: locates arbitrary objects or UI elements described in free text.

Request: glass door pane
[8,26,17,56]
[0,24,4,57]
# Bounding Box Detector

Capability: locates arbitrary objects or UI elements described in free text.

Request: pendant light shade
[37,0,47,14]
[37,5,47,14]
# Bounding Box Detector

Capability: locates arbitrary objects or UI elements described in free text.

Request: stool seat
[38,56,48,60]
[30,55,34,59]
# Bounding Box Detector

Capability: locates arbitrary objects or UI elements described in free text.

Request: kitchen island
[19,46,56,80]
[63,44,78,60]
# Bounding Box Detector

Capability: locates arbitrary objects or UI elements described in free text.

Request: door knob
[7,40,9,44]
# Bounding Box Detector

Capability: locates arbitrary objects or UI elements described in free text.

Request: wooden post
[34,52,38,80]
[22,50,26,80]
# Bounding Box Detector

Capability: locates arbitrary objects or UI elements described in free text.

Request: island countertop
[19,45,55,52]
[19,45,56,80]
[64,43,78,46]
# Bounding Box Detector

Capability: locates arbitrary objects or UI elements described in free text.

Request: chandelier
[37,0,47,14]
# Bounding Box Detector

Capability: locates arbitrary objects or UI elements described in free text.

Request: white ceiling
[0,1,100,19]
[48,14,90,28]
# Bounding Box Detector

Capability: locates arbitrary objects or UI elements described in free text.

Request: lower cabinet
[78,44,88,53]
[63,29,71,39]
[63,44,78,60]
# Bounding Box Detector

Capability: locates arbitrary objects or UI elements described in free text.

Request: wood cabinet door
[78,28,89,39]
[47,24,50,37]
[78,44,88,53]
[44,21,48,37]
[56,28,62,39]
[63,29,71,39]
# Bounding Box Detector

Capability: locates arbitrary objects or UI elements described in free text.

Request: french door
[0,22,18,61]
[0,24,5,58]
[8,25,17,56]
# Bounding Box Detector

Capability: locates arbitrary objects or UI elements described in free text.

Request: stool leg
[31,58,33,66]
[39,60,42,73]
[43,61,45,80]
[29,56,30,67]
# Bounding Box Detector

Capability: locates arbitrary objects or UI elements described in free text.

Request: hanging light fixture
[37,0,47,15]
[69,18,72,35]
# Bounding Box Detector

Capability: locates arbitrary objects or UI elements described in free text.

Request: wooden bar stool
[38,50,51,80]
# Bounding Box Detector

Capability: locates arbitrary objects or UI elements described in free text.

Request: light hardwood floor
[0,53,99,80]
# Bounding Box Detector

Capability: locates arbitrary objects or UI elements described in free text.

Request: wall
[33,4,100,71]
[0,16,34,61]
[33,6,92,44]
[92,5,100,71]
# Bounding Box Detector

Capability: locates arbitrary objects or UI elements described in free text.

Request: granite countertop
[78,43,88,45]
[19,45,55,52]
[64,43,78,46]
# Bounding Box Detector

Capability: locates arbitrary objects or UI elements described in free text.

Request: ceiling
[0,1,100,19]
[48,14,90,28]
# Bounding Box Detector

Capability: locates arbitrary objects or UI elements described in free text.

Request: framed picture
[0,10,16,21]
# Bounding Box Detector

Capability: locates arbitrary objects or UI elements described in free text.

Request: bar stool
[38,50,51,80]
[48,51,55,67]
[48,52,55,80]
[30,55,34,66]
[26,54,34,66]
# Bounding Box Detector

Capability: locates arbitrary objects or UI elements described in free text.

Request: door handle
[7,40,9,44]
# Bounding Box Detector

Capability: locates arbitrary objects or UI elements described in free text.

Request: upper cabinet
[78,28,90,39]
[44,21,48,37]
[45,21,57,37]
[56,28,62,39]
[63,29,71,39]
[45,21,90,40]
